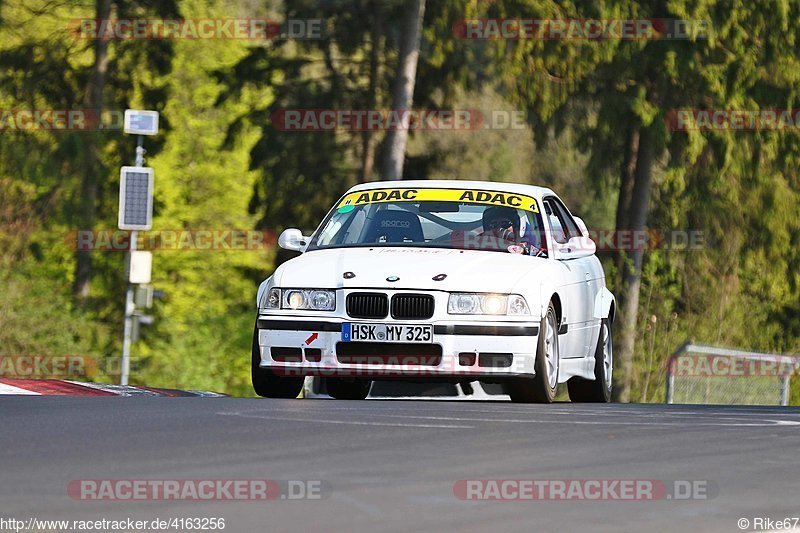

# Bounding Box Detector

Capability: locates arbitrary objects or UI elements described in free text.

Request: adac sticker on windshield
[336,188,539,213]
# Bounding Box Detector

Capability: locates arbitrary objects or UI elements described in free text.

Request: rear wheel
[325,378,372,400]
[567,318,612,402]
[251,324,304,398]
[507,302,560,403]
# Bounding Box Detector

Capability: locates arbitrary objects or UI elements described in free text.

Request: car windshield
[308,188,547,255]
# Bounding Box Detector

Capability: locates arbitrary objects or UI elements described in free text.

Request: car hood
[273,247,548,293]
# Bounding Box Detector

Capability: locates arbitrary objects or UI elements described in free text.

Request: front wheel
[251,324,304,398]
[506,302,560,403]
[567,318,612,402]
[325,378,372,400]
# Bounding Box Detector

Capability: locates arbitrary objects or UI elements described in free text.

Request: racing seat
[363,210,424,243]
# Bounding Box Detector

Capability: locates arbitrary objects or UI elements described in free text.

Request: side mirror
[278,228,309,252]
[573,216,590,237]
[556,237,596,259]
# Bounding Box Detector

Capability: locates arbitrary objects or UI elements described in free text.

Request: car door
[543,197,594,358]
[582,254,605,353]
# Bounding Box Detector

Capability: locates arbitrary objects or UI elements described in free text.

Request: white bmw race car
[253,180,615,402]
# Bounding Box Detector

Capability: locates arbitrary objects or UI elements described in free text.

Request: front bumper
[255,316,539,380]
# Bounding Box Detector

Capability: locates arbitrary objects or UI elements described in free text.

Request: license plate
[341,323,433,343]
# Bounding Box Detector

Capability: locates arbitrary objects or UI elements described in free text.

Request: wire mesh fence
[666,343,799,406]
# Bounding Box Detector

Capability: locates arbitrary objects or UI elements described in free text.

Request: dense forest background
[1,0,798,401]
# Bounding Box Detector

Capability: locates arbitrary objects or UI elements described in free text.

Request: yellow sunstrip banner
[337,188,539,213]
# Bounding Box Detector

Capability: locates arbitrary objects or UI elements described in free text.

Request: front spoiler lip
[256,318,539,336]
[259,364,534,380]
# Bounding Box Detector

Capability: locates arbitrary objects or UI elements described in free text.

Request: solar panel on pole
[118,166,154,230]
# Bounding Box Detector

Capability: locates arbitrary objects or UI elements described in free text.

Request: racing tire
[507,302,560,403]
[567,318,613,403]
[251,324,304,398]
[325,378,372,400]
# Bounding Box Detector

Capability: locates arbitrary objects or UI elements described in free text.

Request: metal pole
[120,230,137,385]
[121,135,144,385]
[135,135,145,167]
[779,375,790,407]
[666,373,674,404]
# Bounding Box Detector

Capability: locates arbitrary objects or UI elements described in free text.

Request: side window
[544,200,568,244]
[315,218,341,247]
[338,208,367,244]
[546,197,580,243]
[521,210,547,254]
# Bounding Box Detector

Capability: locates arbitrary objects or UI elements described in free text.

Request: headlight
[269,288,336,311]
[310,290,335,309]
[482,294,506,314]
[448,293,481,314]
[447,293,529,315]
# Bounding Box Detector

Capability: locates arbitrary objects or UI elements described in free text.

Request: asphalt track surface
[1,397,799,532]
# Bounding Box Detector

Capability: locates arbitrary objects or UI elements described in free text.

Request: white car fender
[532,273,560,322]
[594,286,615,323]
[256,277,272,309]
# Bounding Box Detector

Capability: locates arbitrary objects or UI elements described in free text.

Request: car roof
[345,179,556,199]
